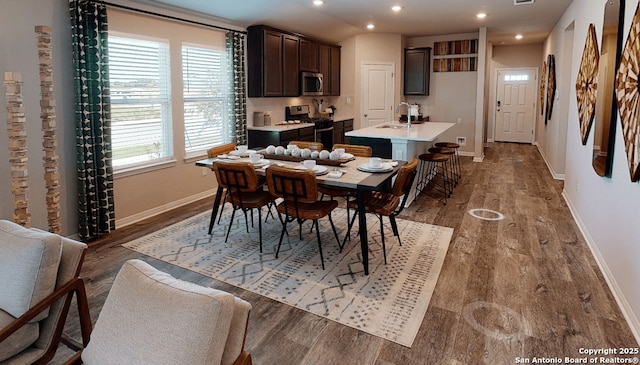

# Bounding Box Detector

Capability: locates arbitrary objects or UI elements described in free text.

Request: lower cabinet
[333,119,354,145]
[248,126,314,149]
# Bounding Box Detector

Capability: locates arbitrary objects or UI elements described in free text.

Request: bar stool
[428,146,458,187]
[434,142,461,182]
[416,153,451,205]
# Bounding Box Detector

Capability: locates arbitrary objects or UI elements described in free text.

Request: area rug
[123,207,453,347]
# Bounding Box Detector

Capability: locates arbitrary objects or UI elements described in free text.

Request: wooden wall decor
[36,26,62,234]
[540,59,547,115]
[432,39,478,72]
[4,72,31,226]
[575,24,600,143]
[615,3,640,182]
[546,54,557,124]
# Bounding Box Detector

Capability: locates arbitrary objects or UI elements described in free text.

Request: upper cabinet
[248,26,299,97]
[404,47,431,96]
[248,25,340,97]
[300,38,319,72]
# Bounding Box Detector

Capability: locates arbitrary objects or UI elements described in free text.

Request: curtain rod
[89,0,247,34]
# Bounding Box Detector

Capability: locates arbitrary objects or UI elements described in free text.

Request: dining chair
[317,143,373,243]
[287,140,323,151]
[265,165,340,269]
[207,142,238,226]
[213,161,275,252]
[345,158,419,264]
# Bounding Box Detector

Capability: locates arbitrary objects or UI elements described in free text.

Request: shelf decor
[575,24,599,143]
[432,39,478,72]
[615,2,640,182]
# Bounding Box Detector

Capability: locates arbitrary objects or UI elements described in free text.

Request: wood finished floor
[52,142,638,364]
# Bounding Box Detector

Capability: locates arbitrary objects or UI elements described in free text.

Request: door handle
[497,100,501,112]
[364,114,368,117]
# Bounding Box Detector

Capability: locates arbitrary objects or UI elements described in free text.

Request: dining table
[195,151,404,275]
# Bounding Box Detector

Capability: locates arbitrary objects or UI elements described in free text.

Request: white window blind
[109,35,172,168]
[182,45,232,154]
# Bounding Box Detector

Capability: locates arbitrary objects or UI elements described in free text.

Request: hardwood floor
[51,142,638,364]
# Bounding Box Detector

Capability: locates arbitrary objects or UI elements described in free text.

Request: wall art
[540,59,547,115]
[615,2,640,182]
[575,24,599,143]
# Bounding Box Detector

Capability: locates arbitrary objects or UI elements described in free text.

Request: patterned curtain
[226,32,247,145]
[70,0,115,241]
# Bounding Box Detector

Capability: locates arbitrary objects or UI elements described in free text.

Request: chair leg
[217,189,229,224]
[379,215,387,265]
[275,219,288,259]
[341,208,359,251]
[225,208,237,243]
[389,214,402,247]
[314,220,325,270]
[258,208,263,253]
[327,213,341,248]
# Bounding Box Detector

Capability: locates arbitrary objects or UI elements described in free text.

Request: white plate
[251,159,270,167]
[229,149,256,157]
[357,162,393,173]
[294,165,329,175]
[341,153,355,160]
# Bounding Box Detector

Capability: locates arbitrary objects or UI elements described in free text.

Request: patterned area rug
[123,207,453,347]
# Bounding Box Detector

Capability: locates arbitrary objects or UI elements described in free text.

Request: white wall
[544,0,640,340]
[406,32,479,155]
[0,0,77,234]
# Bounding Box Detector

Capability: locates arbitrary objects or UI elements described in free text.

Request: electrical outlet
[346,97,352,105]
[456,136,467,146]
[457,117,462,123]
[201,167,208,177]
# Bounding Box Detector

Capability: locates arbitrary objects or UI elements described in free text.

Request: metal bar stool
[434,142,461,182]
[428,146,458,187]
[416,153,451,205]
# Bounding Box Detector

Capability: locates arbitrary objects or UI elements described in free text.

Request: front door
[494,68,537,143]
[361,62,394,128]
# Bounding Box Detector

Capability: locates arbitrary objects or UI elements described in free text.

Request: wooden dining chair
[317,143,373,244]
[213,161,275,252]
[207,142,237,158]
[288,140,323,151]
[265,165,340,269]
[345,158,419,264]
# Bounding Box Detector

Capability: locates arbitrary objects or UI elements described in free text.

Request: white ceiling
[133,0,573,45]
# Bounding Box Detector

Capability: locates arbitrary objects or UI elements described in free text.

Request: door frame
[360,61,395,128]
[489,67,538,144]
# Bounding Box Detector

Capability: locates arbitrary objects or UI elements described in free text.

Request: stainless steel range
[285,105,333,147]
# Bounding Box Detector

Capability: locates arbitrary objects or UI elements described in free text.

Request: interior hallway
[53,142,638,364]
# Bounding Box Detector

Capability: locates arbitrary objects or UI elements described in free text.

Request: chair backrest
[391,158,419,198]
[288,140,323,151]
[266,165,318,204]
[207,143,237,158]
[213,161,260,193]
[80,259,251,365]
[332,143,372,157]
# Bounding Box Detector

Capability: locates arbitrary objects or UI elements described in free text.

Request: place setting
[357,157,397,173]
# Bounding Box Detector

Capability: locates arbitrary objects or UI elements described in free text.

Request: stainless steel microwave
[301,72,323,96]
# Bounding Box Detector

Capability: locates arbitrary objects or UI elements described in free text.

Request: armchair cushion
[0,309,38,362]
[81,259,237,365]
[0,220,62,321]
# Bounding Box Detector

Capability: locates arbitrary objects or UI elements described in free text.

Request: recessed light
[366,23,375,30]
[391,5,402,12]
[515,34,523,40]
[476,12,487,19]
[313,0,323,5]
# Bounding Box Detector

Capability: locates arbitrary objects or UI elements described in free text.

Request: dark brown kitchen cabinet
[300,38,319,72]
[332,119,353,146]
[404,47,431,96]
[319,44,341,96]
[248,25,299,97]
[248,126,314,149]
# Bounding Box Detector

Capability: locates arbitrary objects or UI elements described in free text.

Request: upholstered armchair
[0,220,91,365]
[65,259,252,365]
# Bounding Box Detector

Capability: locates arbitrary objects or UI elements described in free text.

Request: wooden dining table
[195,153,404,275]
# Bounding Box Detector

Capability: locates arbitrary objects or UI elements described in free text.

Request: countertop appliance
[285,105,334,147]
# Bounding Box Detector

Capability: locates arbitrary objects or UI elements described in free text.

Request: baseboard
[535,143,565,180]
[115,189,216,228]
[561,191,640,345]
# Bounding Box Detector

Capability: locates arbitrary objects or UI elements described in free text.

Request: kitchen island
[346,121,456,205]
[345,121,455,161]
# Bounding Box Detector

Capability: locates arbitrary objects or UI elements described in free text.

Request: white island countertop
[345,121,455,142]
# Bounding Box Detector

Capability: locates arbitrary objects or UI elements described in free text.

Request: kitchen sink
[377,124,409,129]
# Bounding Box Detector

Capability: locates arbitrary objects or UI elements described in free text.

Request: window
[504,74,530,81]
[109,34,172,169]
[182,45,233,155]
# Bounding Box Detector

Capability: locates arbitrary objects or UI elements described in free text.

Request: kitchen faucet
[397,102,411,128]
